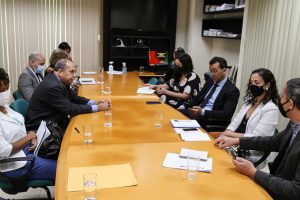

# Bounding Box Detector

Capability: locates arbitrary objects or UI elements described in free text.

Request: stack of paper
[179,148,208,161]
[170,119,200,128]
[174,128,210,141]
[82,71,96,75]
[107,70,123,75]
[34,120,51,156]
[162,153,213,173]
[137,87,155,94]
[79,78,96,85]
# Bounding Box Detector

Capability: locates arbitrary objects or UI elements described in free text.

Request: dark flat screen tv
[110,0,171,33]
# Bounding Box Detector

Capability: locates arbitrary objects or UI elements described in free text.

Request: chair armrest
[0,157,35,164]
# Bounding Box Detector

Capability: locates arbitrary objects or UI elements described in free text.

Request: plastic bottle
[122,62,127,74]
[108,61,114,74]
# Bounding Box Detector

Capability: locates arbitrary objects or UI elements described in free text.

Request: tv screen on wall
[110,0,170,33]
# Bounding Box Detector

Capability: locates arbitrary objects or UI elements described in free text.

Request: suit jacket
[27,73,92,130]
[240,121,300,200]
[18,67,43,101]
[189,78,240,121]
[227,100,279,163]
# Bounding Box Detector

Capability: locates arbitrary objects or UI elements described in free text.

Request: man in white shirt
[18,52,45,101]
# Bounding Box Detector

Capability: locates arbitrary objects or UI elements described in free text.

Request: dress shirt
[201,77,227,116]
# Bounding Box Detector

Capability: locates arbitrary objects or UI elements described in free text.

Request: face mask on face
[249,84,265,97]
[0,89,11,106]
[35,65,44,74]
[278,97,293,118]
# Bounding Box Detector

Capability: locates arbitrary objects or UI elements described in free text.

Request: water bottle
[108,61,114,73]
[122,62,127,74]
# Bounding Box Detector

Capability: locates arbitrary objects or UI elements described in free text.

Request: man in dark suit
[27,59,110,130]
[215,78,300,200]
[18,52,45,101]
[182,57,240,131]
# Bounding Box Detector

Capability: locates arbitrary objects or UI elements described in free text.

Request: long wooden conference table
[55,72,272,199]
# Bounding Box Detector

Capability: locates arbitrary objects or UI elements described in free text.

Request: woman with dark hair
[44,48,69,76]
[163,47,186,83]
[0,68,56,181]
[147,53,201,109]
[220,68,279,167]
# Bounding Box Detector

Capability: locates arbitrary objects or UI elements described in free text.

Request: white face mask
[0,89,11,106]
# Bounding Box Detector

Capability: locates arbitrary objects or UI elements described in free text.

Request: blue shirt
[201,77,227,116]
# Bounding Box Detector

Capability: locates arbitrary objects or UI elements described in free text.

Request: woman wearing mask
[220,68,279,167]
[147,53,201,109]
[0,68,56,181]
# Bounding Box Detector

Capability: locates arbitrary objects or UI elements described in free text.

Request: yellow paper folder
[67,163,138,192]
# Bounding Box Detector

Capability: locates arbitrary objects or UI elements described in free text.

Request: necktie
[200,83,218,108]
[289,129,298,146]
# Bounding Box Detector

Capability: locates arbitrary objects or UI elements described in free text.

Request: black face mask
[278,97,292,118]
[249,84,265,97]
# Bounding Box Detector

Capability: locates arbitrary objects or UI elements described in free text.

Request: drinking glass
[104,109,112,127]
[83,172,97,200]
[154,111,164,128]
[83,124,93,144]
[139,66,144,75]
[186,156,199,181]
[99,67,104,83]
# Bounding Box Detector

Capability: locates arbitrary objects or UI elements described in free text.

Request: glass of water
[154,111,164,128]
[99,67,104,83]
[83,124,93,144]
[83,172,97,200]
[139,66,144,75]
[104,109,112,127]
[186,156,199,181]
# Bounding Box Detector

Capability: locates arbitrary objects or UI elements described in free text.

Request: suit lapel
[26,67,40,84]
[247,104,263,122]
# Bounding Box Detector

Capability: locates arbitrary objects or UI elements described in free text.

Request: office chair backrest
[10,99,29,118]
[254,128,279,167]
[13,90,24,100]
[148,77,158,85]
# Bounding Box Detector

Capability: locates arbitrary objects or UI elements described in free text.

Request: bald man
[18,52,45,101]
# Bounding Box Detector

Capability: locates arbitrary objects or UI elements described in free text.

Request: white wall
[176,0,241,84]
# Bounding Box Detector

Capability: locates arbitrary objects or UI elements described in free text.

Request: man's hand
[214,136,239,149]
[233,157,257,178]
[97,100,111,111]
[188,106,201,117]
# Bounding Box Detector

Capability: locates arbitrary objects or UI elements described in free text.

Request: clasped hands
[94,99,112,111]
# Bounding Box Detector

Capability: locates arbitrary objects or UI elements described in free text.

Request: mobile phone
[227,147,237,160]
[182,128,198,131]
[146,101,161,104]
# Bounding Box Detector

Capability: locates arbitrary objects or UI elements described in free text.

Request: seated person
[215,78,300,200]
[45,48,69,76]
[58,41,71,54]
[0,68,56,181]
[220,68,279,167]
[182,57,240,131]
[162,47,185,84]
[147,53,201,109]
[27,59,111,130]
[17,52,45,101]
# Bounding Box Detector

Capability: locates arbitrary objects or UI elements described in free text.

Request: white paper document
[82,71,96,75]
[170,119,200,128]
[79,78,96,85]
[136,87,155,94]
[174,128,211,141]
[107,70,123,75]
[34,121,51,155]
[179,148,208,161]
[162,153,213,173]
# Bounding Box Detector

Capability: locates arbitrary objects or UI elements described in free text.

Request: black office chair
[253,128,279,167]
[0,157,54,200]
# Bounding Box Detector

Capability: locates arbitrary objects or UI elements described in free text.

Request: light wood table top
[57,142,271,200]
[55,72,272,200]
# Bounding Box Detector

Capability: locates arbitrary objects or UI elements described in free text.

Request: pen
[74,127,80,134]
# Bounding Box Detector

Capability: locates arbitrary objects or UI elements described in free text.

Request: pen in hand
[74,127,80,134]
